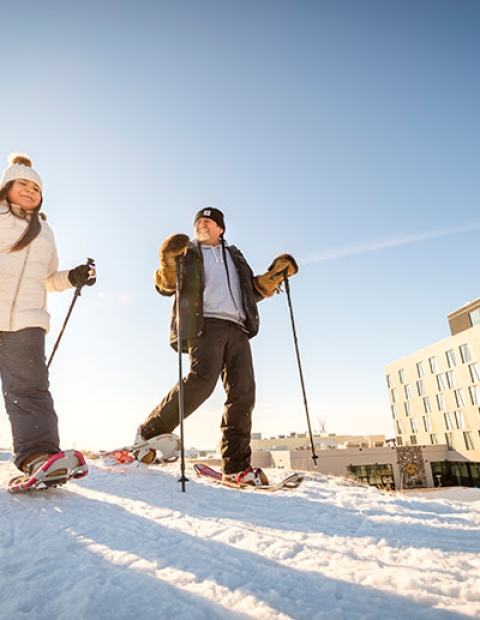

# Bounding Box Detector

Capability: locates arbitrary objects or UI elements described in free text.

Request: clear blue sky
[1,1,479,451]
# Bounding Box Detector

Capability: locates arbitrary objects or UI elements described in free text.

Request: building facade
[385,298,480,466]
[248,435,472,490]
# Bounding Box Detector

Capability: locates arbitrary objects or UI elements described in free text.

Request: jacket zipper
[9,246,31,330]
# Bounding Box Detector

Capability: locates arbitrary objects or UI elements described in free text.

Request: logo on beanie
[203,210,211,216]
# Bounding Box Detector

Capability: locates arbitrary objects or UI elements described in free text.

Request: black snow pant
[141,318,255,475]
[0,327,60,470]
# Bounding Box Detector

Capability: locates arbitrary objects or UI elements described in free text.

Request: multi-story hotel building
[385,298,480,486]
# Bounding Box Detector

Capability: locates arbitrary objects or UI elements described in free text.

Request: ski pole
[175,255,188,491]
[281,269,318,464]
[47,258,96,368]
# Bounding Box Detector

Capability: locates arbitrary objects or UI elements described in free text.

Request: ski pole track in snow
[1,452,479,619]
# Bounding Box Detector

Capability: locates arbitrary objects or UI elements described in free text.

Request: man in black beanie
[135,207,298,485]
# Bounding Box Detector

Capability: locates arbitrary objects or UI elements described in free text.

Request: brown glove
[253,253,299,298]
[154,233,190,291]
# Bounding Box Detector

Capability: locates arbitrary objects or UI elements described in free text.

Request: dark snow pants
[0,327,60,470]
[141,318,255,475]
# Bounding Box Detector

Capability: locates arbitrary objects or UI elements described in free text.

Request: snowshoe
[8,450,88,493]
[99,433,181,465]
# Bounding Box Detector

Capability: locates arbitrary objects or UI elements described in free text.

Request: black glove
[68,262,96,287]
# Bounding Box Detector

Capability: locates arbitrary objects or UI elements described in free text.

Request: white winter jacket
[0,202,73,333]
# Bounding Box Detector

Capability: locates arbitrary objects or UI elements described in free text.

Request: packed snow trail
[1,450,479,619]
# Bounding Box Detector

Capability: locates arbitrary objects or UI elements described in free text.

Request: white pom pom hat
[0,154,43,191]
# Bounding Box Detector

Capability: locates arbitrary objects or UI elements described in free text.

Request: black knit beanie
[194,207,225,232]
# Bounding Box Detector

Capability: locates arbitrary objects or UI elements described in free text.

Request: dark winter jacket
[157,241,264,353]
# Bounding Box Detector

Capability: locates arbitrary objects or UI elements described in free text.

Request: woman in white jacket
[0,153,95,489]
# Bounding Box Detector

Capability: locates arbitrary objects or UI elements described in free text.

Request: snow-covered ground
[1,448,479,620]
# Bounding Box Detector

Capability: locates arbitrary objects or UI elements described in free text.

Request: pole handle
[76,258,96,297]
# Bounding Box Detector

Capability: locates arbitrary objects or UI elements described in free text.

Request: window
[463,431,475,450]
[423,415,432,432]
[436,393,446,411]
[404,384,412,400]
[410,435,418,445]
[397,436,403,446]
[386,374,393,388]
[396,420,404,434]
[445,433,455,450]
[423,397,432,413]
[469,308,480,326]
[444,412,454,430]
[446,349,457,368]
[454,410,465,429]
[430,433,438,445]
[410,418,419,433]
[346,463,395,489]
[469,385,480,405]
[416,361,425,378]
[437,373,446,391]
[447,371,456,389]
[391,388,398,403]
[459,344,472,363]
[454,389,465,408]
[429,356,438,373]
[416,380,424,396]
[398,369,405,384]
[391,404,398,419]
[404,402,411,417]
[469,363,480,383]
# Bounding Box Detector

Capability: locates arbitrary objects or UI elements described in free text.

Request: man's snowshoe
[222,465,270,486]
[98,433,181,465]
[194,463,304,492]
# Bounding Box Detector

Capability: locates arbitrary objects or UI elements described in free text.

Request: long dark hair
[0,181,43,252]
